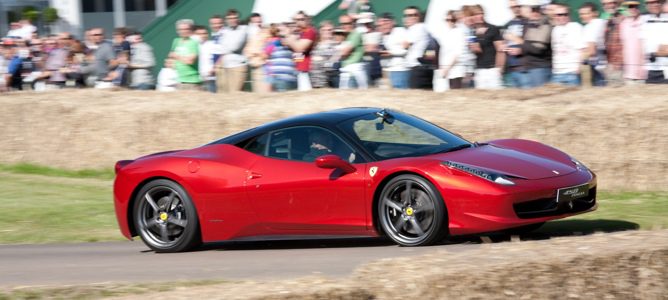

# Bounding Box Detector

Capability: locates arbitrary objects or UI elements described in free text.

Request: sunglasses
[627,4,639,8]
[340,22,352,25]
[556,13,569,17]
[293,18,305,21]
[445,18,455,22]
[510,5,521,8]
[403,13,418,17]
[91,33,103,36]
[646,0,659,4]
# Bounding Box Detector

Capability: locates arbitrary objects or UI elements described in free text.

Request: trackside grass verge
[0,163,114,180]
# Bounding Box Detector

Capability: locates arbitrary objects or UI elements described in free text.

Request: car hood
[432,144,577,180]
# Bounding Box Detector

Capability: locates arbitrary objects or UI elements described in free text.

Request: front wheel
[378,175,447,246]
[133,179,201,252]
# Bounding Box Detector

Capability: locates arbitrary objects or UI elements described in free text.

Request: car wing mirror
[315,154,356,174]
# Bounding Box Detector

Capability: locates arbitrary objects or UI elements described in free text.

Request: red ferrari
[114,108,597,252]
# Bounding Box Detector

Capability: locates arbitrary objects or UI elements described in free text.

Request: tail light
[115,160,134,174]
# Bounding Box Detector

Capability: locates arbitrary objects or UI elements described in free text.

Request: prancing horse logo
[369,166,378,177]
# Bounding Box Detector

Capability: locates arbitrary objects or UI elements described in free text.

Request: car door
[243,126,368,234]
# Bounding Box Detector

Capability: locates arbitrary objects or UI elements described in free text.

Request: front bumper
[446,169,597,236]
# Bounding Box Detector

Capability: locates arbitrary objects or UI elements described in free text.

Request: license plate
[557,183,589,203]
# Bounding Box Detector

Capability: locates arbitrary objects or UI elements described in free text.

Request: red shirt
[295,26,316,72]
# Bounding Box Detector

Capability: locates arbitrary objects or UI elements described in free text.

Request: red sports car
[114,108,597,252]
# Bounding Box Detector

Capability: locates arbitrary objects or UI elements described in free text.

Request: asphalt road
[0,237,483,287]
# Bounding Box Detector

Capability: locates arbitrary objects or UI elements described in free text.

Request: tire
[133,179,201,252]
[378,174,447,246]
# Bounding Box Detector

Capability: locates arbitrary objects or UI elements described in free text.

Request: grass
[0,163,114,180]
[0,163,666,245]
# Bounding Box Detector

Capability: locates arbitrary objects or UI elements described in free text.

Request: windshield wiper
[441,143,473,154]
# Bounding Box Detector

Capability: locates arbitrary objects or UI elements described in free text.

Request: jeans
[526,68,551,88]
[552,73,581,86]
[508,71,528,88]
[389,71,410,89]
[203,80,217,93]
[272,79,296,92]
[132,83,155,90]
[590,65,606,86]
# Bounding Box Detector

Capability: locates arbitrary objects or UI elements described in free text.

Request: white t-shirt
[583,18,607,51]
[157,67,178,92]
[381,27,409,72]
[641,14,668,71]
[405,23,429,68]
[437,26,466,79]
[552,22,585,74]
[198,40,216,80]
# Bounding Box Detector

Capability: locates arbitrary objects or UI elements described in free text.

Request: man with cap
[620,0,647,84]
[378,12,410,89]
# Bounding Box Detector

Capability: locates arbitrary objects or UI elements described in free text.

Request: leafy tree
[21,6,40,23]
[43,7,59,25]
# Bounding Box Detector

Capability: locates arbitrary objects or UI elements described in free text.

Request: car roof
[214,107,382,145]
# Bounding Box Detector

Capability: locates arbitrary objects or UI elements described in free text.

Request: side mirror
[315,154,356,174]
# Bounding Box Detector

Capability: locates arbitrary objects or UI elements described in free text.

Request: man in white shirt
[579,2,608,86]
[216,9,248,93]
[378,13,409,89]
[642,0,668,84]
[551,4,585,86]
[403,6,431,89]
[194,26,217,92]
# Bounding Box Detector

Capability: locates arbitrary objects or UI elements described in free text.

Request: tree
[43,7,59,25]
[43,7,59,34]
[21,6,40,23]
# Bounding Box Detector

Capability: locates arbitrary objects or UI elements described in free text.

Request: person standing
[128,31,155,90]
[469,5,505,90]
[619,1,647,84]
[403,6,431,89]
[503,0,527,88]
[435,10,466,91]
[194,26,217,92]
[168,19,201,90]
[579,2,608,87]
[310,21,340,88]
[265,24,296,92]
[338,14,367,89]
[217,9,248,93]
[641,0,668,84]
[550,4,584,86]
[377,13,409,89]
[505,2,552,88]
[282,11,316,91]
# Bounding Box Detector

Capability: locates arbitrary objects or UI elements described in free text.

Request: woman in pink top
[619,1,647,82]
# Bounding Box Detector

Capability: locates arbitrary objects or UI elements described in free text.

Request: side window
[243,133,269,156]
[266,127,360,163]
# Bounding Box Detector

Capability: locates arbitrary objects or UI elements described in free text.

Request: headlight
[442,161,515,185]
[570,157,589,171]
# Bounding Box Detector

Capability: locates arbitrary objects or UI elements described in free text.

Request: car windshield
[337,110,472,160]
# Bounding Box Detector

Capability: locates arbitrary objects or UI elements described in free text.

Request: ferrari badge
[369,166,378,177]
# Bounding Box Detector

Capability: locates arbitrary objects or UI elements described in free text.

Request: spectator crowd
[2,0,668,93]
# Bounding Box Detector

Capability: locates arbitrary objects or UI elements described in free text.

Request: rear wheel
[378,175,447,246]
[133,179,201,252]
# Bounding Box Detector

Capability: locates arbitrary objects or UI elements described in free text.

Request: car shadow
[190,219,639,252]
[198,236,396,252]
[443,219,640,244]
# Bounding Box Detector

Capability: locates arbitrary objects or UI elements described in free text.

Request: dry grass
[1,85,666,191]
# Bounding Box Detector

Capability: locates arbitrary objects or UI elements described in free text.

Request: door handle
[248,172,263,180]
